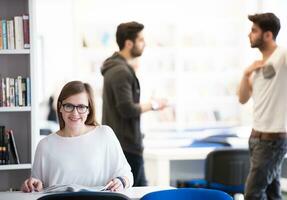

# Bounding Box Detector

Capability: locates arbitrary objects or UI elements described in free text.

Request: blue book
[2,19,7,49]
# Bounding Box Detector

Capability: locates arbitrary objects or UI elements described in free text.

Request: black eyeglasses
[62,103,89,114]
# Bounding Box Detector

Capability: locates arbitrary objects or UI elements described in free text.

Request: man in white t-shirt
[238,13,287,200]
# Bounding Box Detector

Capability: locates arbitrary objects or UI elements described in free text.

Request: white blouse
[32,125,133,188]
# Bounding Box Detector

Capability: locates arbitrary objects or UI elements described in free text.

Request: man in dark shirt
[101,22,167,186]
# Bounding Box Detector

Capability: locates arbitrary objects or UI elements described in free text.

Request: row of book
[0,15,30,50]
[0,76,31,107]
[0,126,20,165]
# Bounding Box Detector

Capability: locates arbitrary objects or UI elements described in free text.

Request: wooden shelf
[0,107,31,112]
[0,164,31,171]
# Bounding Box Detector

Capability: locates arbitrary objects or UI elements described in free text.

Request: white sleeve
[104,126,134,188]
[31,140,44,182]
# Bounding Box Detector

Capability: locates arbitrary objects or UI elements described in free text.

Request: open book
[42,184,109,193]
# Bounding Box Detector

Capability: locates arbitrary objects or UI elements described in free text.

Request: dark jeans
[245,137,287,200]
[124,151,147,186]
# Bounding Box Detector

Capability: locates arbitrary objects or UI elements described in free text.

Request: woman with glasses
[21,81,133,192]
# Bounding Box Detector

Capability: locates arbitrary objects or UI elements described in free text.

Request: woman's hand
[21,177,43,192]
[105,177,126,192]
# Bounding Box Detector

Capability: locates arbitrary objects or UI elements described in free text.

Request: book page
[42,184,107,193]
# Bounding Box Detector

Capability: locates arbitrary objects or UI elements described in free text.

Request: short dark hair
[248,13,281,39]
[57,81,98,129]
[116,21,144,50]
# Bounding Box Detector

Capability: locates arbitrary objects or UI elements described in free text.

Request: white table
[0,186,174,200]
[144,147,215,186]
[144,147,287,192]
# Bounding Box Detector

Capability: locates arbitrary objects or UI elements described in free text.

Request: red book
[22,14,30,49]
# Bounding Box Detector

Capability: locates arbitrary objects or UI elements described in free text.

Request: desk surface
[0,186,173,200]
[143,147,215,186]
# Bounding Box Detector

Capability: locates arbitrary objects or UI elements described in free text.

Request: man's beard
[251,36,264,48]
[130,46,143,58]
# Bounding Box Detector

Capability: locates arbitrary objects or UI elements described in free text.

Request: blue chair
[140,188,232,200]
[184,148,250,195]
[37,191,131,200]
[189,133,238,148]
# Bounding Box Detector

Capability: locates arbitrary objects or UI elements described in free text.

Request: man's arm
[238,60,264,104]
[112,69,167,117]
[140,99,168,113]
[112,71,141,118]
[238,72,253,104]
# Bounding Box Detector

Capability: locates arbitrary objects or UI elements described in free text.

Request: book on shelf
[7,129,20,164]
[5,77,10,107]
[1,18,7,50]
[14,77,18,106]
[1,78,5,107]
[0,15,30,50]
[0,126,3,164]
[9,78,15,107]
[0,74,2,107]
[0,126,20,165]
[14,16,24,50]
[0,126,9,165]
[17,76,23,106]
[7,19,15,50]
[21,78,26,106]
[0,76,30,107]
[23,14,30,49]
[26,77,31,106]
[0,19,3,49]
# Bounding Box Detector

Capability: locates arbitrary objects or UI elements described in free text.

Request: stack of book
[0,76,31,107]
[0,126,20,165]
[0,14,30,50]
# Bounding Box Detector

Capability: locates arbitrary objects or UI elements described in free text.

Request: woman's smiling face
[60,92,90,129]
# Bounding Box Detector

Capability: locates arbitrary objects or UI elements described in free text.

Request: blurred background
[34,0,287,146]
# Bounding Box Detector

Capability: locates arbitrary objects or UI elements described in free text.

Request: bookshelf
[0,0,35,191]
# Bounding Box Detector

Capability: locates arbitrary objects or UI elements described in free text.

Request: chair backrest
[37,191,131,200]
[281,158,287,178]
[140,188,232,200]
[205,148,250,186]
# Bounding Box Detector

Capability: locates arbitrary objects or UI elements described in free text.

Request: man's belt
[251,129,287,140]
